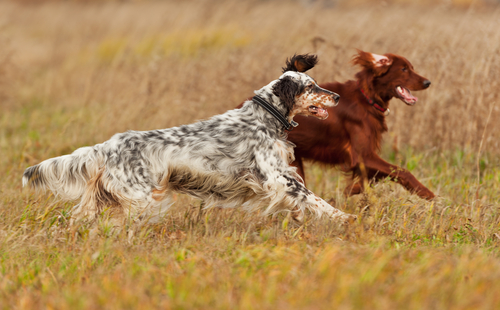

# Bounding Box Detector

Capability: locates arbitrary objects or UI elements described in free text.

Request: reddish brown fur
[287,50,435,199]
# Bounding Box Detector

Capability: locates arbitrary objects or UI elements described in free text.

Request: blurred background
[1,0,499,169]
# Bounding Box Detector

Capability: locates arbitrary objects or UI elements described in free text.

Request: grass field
[1,0,500,309]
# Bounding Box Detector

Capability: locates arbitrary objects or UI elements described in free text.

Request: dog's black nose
[333,94,340,105]
[423,80,431,88]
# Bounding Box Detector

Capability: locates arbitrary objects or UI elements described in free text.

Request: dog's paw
[328,211,357,225]
[340,213,357,225]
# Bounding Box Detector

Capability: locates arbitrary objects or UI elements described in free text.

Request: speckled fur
[22,65,355,225]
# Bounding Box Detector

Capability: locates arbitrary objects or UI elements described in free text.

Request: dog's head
[267,54,340,119]
[353,50,431,106]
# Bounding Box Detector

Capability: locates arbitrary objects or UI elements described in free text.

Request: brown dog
[287,50,435,200]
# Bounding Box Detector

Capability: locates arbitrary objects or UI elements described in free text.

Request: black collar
[252,95,298,131]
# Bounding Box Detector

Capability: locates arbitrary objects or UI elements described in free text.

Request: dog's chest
[273,139,295,164]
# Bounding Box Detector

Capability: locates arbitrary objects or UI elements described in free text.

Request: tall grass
[1,0,500,309]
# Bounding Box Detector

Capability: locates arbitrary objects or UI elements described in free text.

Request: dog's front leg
[297,186,357,224]
[254,147,356,224]
[257,166,356,224]
[362,154,436,200]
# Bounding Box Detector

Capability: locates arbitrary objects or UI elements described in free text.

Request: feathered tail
[22,146,103,200]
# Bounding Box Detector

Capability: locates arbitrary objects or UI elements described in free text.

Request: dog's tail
[22,146,103,200]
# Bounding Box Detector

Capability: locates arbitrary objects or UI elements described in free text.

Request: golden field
[1,0,500,309]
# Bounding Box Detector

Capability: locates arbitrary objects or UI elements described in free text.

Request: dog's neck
[252,95,297,131]
[356,79,391,116]
[353,79,389,133]
[252,90,296,132]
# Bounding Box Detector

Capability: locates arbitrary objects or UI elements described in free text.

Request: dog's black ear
[272,76,300,114]
[282,54,318,73]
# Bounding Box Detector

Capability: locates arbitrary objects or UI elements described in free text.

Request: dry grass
[1,0,500,309]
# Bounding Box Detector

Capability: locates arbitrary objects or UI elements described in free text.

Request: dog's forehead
[391,54,413,68]
[279,71,313,83]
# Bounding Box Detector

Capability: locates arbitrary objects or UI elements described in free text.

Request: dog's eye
[402,67,407,72]
[307,84,314,89]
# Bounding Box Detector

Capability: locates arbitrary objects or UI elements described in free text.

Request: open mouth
[308,105,329,119]
[396,86,418,105]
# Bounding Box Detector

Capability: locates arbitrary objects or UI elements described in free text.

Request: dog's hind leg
[69,203,84,226]
[140,194,174,223]
[344,183,363,197]
[69,167,125,225]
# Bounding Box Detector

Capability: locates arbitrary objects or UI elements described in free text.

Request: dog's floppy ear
[352,50,392,76]
[282,54,318,73]
[272,76,300,113]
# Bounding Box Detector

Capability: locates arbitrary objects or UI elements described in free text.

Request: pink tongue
[400,87,418,102]
[317,108,329,119]
[308,106,329,119]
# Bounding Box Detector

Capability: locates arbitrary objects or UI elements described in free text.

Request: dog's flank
[23,54,355,225]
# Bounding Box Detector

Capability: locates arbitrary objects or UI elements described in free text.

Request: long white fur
[22,71,355,225]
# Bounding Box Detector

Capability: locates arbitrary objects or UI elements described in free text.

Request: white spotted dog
[22,54,357,226]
